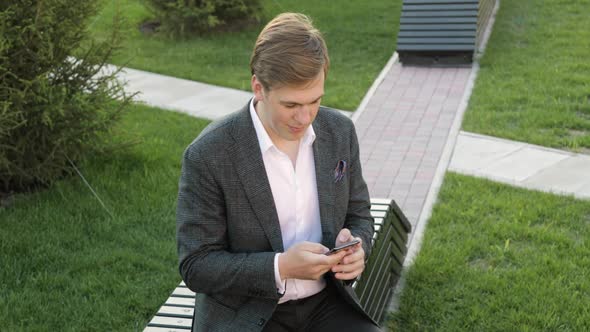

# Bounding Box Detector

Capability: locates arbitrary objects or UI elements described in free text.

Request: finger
[341,248,364,265]
[334,266,365,280]
[345,237,363,257]
[336,228,352,246]
[338,244,364,262]
[349,236,362,249]
[353,236,362,246]
[342,241,362,255]
[299,241,329,254]
[332,257,364,274]
[323,249,348,265]
[334,270,363,280]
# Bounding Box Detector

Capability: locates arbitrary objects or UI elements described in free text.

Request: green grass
[463,0,590,152]
[89,0,400,111]
[0,104,210,331]
[389,173,590,331]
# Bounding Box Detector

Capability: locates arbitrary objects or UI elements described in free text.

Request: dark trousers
[262,283,382,332]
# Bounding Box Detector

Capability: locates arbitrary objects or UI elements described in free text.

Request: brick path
[355,63,472,235]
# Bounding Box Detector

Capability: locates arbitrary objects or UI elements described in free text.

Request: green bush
[0,1,132,192]
[144,0,263,37]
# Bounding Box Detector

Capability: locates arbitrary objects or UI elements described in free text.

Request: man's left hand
[331,228,365,280]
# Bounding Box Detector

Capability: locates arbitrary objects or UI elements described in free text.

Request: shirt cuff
[274,253,286,296]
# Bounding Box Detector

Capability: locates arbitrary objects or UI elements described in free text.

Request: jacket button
[257,318,266,326]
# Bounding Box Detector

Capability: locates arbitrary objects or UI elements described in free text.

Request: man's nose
[295,105,312,125]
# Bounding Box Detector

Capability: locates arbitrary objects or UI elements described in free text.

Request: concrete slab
[119,67,160,83]
[479,146,570,182]
[133,88,196,107]
[169,88,252,120]
[522,155,590,193]
[111,65,252,119]
[126,77,202,106]
[449,132,522,172]
[576,183,590,199]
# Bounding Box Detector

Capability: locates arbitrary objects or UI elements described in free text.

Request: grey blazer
[176,102,375,332]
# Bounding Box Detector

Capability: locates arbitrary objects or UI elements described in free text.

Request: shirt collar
[249,98,316,154]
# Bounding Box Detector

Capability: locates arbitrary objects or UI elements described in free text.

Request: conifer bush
[144,0,262,37]
[0,1,131,192]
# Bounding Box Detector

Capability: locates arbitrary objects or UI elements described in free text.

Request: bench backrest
[353,198,412,323]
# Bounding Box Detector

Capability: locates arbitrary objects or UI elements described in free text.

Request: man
[177,13,381,332]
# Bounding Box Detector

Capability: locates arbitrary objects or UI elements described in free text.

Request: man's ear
[251,75,264,101]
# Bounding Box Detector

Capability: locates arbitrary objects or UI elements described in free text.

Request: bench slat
[390,201,412,232]
[172,287,195,297]
[148,316,192,329]
[374,273,394,323]
[391,216,410,242]
[371,204,389,211]
[364,243,394,316]
[370,198,392,205]
[366,242,397,317]
[357,225,394,301]
[143,327,190,332]
[370,210,387,218]
[157,306,194,318]
[165,297,195,307]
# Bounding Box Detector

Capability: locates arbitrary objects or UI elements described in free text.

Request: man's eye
[285,104,296,108]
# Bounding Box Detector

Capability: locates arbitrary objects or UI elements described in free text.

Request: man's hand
[331,228,365,280]
[278,242,348,280]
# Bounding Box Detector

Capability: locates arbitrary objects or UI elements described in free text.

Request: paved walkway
[451,131,590,199]
[353,56,473,250]
[111,65,252,120]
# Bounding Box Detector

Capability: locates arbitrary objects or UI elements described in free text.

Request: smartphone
[325,239,360,255]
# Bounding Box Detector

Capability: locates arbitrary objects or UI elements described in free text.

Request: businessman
[177,13,380,332]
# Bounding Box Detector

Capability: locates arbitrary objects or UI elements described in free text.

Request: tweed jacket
[176,102,375,332]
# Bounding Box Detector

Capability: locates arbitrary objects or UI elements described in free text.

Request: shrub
[144,0,263,37]
[0,1,132,192]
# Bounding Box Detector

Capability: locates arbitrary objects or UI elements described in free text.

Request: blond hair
[250,13,329,90]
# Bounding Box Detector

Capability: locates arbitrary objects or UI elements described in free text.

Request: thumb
[337,228,352,244]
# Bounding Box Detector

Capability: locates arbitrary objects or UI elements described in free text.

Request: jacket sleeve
[343,123,375,260]
[176,142,279,300]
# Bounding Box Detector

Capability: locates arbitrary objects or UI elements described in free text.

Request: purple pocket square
[334,160,347,183]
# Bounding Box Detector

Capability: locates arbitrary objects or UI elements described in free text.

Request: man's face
[252,72,324,144]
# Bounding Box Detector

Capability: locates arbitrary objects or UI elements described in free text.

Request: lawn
[89,0,401,111]
[0,104,210,331]
[389,173,590,331]
[463,0,590,152]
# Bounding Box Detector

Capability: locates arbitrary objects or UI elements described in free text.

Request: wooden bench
[353,198,412,323]
[144,198,411,331]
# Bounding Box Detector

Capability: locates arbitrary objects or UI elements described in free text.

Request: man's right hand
[278,242,348,280]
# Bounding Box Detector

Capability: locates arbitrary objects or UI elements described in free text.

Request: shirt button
[257,318,266,326]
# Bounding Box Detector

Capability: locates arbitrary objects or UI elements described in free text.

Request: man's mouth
[289,126,304,133]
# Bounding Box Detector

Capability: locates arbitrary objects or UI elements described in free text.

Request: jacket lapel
[312,115,336,248]
[227,105,284,252]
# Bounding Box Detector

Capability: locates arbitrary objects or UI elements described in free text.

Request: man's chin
[280,131,304,141]
[288,133,305,141]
